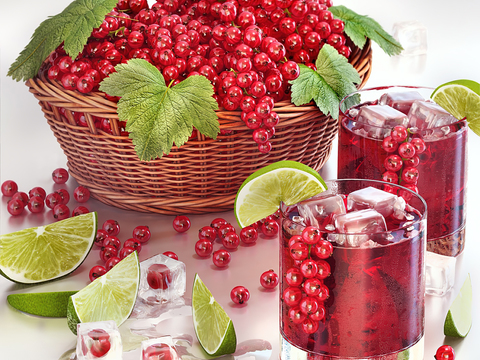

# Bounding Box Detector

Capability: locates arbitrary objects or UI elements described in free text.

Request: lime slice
[67,251,140,334]
[192,274,236,356]
[234,160,327,228]
[444,273,472,337]
[0,212,97,284]
[7,291,78,317]
[431,79,480,136]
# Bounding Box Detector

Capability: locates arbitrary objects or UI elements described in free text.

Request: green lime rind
[234,160,327,228]
[444,273,472,338]
[7,291,78,317]
[0,212,97,284]
[67,296,81,334]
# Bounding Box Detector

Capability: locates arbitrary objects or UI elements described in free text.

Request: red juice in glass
[280,179,426,360]
[338,86,467,256]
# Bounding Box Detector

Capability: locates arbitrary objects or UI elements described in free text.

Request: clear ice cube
[333,209,387,247]
[347,186,406,218]
[357,104,409,129]
[379,91,425,114]
[141,336,180,360]
[408,100,459,130]
[139,254,186,305]
[425,251,456,296]
[76,320,122,360]
[392,21,428,56]
[297,194,346,229]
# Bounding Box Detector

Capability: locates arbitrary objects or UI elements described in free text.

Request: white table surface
[1,0,480,359]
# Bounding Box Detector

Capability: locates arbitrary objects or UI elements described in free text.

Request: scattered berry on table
[73,186,91,203]
[163,251,178,260]
[53,204,70,220]
[1,180,18,197]
[132,225,151,243]
[72,205,89,216]
[89,265,107,282]
[172,215,191,233]
[103,219,120,236]
[195,239,213,257]
[260,269,279,289]
[212,249,231,268]
[435,345,455,360]
[230,286,250,305]
[52,168,69,184]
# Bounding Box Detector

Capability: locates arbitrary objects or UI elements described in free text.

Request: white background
[1,0,480,359]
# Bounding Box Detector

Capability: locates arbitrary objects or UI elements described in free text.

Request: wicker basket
[27,40,372,215]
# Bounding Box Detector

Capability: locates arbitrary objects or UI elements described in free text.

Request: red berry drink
[280,179,427,359]
[338,86,467,257]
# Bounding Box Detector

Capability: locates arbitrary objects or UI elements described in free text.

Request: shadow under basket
[27,40,373,215]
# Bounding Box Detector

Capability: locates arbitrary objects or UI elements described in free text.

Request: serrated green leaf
[99,59,219,161]
[330,5,403,56]
[8,0,118,82]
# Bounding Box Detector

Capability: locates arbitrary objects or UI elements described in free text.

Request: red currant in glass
[73,186,90,203]
[239,226,258,245]
[212,249,231,268]
[299,296,320,315]
[53,204,70,220]
[381,136,398,153]
[290,242,309,261]
[435,345,455,360]
[384,154,403,172]
[7,199,24,216]
[302,318,319,334]
[398,142,416,158]
[163,251,178,260]
[147,263,172,290]
[95,229,109,248]
[310,305,326,321]
[222,232,240,250]
[100,245,118,263]
[382,171,399,184]
[46,192,63,209]
[283,286,303,307]
[172,215,191,233]
[195,239,213,257]
[52,168,69,184]
[105,256,121,271]
[300,259,318,278]
[410,137,426,154]
[261,219,279,237]
[1,180,18,197]
[285,267,304,287]
[260,269,279,289]
[312,239,333,259]
[119,246,136,259]
[404,155,420,167]
[27,196,45,213]
[133,225,151,243]
[89,265,107,282]
[103,219,121,236]
[230,285,250,305]
[29,186,46,200]
[391,125,408,142]
[289,306,306,324]
[303,278,322,296]
[316,259,331,279]
[401,166,420,184]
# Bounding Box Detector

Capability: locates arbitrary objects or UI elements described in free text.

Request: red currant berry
[27,196,45,213]
[312,239,333,259]
[435,345,455,360]
[410,137,426,154]
[381,136,398,153]
[401,166,420,184]
[1,180,18,197]
[222,232,240,250]
[239,226,258,245]
[310,305,326,321]
[173,215,191,233]
[119,246,135,259]
[52,168,69,184]
[283,286,303,307]
[105,256,121,271]
[316,259,331,279]
[103,236,121,250]
[45,192,63,209]
[300,259,318,278]
[384,154,403,172]
[103,219,121,236]
[301,226,321,244]
[53,204,70,220]
[95,229,109,248]
[261,219,279,237]
[143,344,173,360]
[302,317,319,334]
[285,267,304,287]
[195,239,214,257]
[147,264,172,290]
[7,199,24,216]
[89,265,107,282]
[100,245,118,263]
[11,192,29,207]
[212,249,231,268]
[289,306,307,324]
[299,296,320,315]
[70,205,88,216]
[290,242,309,261]
[124,238,142,254]
[382,171,399,184]
[398,142,416,158]
[218,224,236,239]
[163,251,178,260]
[55,189,70,205]
[230,285,250,305]
[132,225,151,243]
[73,186,90,203]
[29,187,46,200]
[198,226,217,242]
[303,278,322,296]
[391,125,408,142]
[258,141,272,154]
[260,269,279,289]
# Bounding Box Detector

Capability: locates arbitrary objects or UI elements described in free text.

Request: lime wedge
[234,160,327,228]
[0,212,97,284]
[431,79,480,136]
[7,291,78,317]
[67,251,140,334]
[444,273,472,337]
[192,274,236,356]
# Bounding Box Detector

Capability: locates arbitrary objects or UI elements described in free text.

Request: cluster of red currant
[1,168,91,219]
[283,225,333,334]
[43,0,349,153]
[381,125,427,197]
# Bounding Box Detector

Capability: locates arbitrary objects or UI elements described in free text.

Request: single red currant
[300,259,319,278]
[163,251,178,260]
[285,267,304,287]
[73,186,90,203]
[435,345,455,360]
[312,239,334,259]
[384,154,403,172]
[52,168,69,184]
[1,180,18,197]
[381,136,398,153]
[261,219,279,237]
[53,204,70,220]
[95,229,109,248]
[290,242,309,261]
[222,232,240,250]
[29,187,46,200]
[218,224,236,239]
[55,189,70,205]
[260,269,279,289]
[147,264,172,289]
[132,225,151,243]
[212,249,231,268]
[7,199,24,216]
[100,245,118,263]
[301,226,321,244]
[124,238,142,253]
[45,192,63,209]
[299,296,320,315]
[172,215,191,233]
[283,287,303,307]
[11,192,29,207]
[105,256,121,271]
[391,125,408,142]
[398,142,416,158]
[27,196,45,213]
[198,226,217,242]
[401,166,420,184]
[230,286,250,305]
[103,219,121,236]
[195,239,214,257]
[119,246,136,259]
[239,226,258,245]
[410,137,426,154]
[89,265,107,281]
[289,306,307,324]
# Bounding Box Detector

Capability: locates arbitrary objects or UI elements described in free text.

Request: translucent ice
[425,251,456,296]
[139,254,186,305]
[392,21,428,56]
[379,91,425,114]
[347,186,406,218]
[357,104,409,129]
[76,320,122,360]
[141,336,180,360]
[333,209,387,247]
[297,194,346,229]
[408,100,459,130]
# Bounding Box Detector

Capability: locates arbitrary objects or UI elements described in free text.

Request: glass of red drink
[337,86,467,257]
[280,179,427,359]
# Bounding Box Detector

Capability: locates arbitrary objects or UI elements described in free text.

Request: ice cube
[139,254,186,305]
[408,100,459,130]
[392,21,428,56]
[425,251,456,296]
[379,91,425,114]
[347,186,405,218]
[333,209,387,247]
[297,194,346,229]
[141,336,180,360]
[76,320,122,360]
[357,105,409,129]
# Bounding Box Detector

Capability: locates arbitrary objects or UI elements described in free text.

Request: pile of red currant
[1,168,91,219]
[43,0,350,153]
[381,125,426,198]
[283,225,333,334]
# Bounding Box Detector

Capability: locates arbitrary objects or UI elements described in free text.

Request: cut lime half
[431,79,480,136]
[67,251,140,334]
[234,160,327,228]
[444,273,472,338]
[192,274,236,356]
[0,212,97,284]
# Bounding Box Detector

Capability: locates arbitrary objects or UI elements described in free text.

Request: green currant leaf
[99,59,220,161]
[290,45,361,119]
[8,0,118,82]
[330,5,404,56]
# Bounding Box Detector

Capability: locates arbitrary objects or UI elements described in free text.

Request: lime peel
[444,273,472,338]
[7,291,78,317]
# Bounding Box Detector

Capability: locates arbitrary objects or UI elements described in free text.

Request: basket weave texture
[27,40,372,215]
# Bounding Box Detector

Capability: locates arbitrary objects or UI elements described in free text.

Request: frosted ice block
[141,336,179,360]
[357,104,409,129]
[333,209,387,247]
[379,90,424,114]
[425,251,456,296]
[298,193,346,229]
[408,100,459,130]
[76,320,122,360]
[347,186,406,218]
[392,21,428,56]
